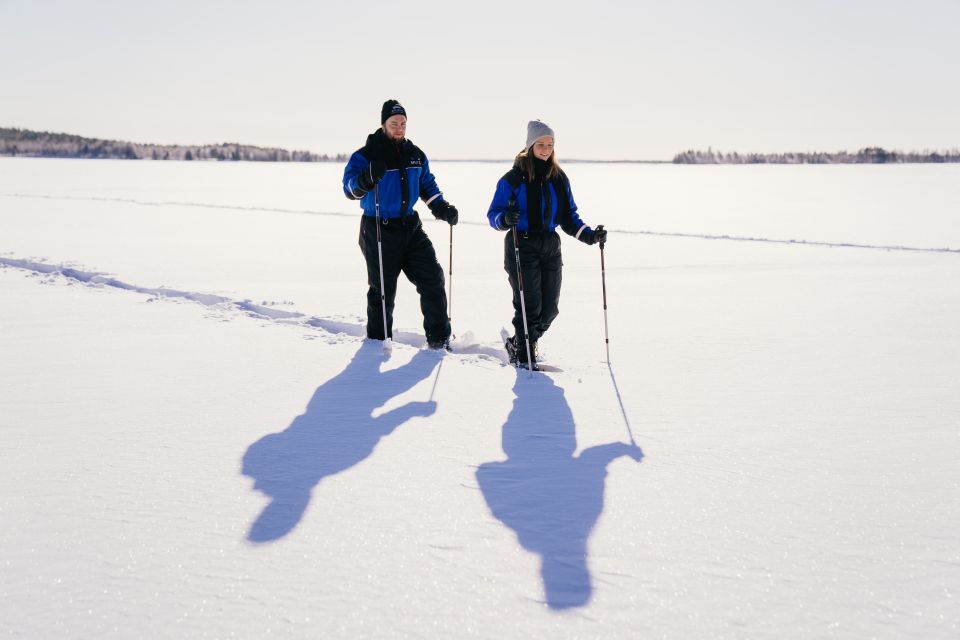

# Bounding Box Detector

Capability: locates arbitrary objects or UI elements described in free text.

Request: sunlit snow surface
[2,157,958,638]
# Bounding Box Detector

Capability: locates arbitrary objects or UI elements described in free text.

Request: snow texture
[1,157,959,638]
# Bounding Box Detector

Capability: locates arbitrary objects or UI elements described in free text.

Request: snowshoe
[505,335,540,371]
[504,335,518,363]
[427,337,451,352]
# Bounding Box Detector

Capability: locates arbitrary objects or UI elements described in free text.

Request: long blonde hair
[514,147,561,182]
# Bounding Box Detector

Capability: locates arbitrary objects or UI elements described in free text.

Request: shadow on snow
[477,369,643,610]
[241,340,440,542]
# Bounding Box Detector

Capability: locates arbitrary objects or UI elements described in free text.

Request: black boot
[504,335,519,364]
[507,336,540,370]
[427,336,451,351]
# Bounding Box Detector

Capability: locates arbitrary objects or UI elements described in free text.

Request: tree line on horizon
[0,128,346,162]
[4,128,958,165]
[672,147,960,164]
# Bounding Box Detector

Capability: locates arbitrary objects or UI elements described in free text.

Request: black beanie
[381,99,406,124]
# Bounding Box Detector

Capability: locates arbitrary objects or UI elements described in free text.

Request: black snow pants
[504,230,562,344]
[359,212,450,343]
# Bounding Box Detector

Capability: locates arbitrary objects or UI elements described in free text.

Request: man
[342,99,459,349]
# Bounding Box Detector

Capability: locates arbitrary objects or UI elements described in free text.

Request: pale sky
[2,0,958,160]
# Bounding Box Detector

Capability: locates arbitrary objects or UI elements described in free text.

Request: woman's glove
[502,199,520,227]
[593,225,607,245]
[579,224,607,245]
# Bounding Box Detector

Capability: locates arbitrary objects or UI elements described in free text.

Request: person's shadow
[477,370,643,610]
[242,341,439,543]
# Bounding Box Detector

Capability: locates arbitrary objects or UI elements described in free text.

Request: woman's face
[532,136,554,161]
[383,115,407,141]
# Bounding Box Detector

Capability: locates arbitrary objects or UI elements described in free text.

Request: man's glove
[502,199,520,227]
[429,200,458,225]
[357,160,386,191]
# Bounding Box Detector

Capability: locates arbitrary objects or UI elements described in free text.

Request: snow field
[2,157,959,638]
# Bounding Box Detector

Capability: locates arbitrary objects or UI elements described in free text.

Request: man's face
[383,115,407,141]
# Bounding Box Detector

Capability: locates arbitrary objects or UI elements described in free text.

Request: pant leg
[401,218,450,342]
[359,217,402,340]
[504,232,545,343]
[536,232,563,338]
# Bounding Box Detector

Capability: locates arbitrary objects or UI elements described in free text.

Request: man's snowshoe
[504,335,518,363]
[427,337,452,352]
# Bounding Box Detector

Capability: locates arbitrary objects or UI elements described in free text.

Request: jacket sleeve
[557,175,591,240]
[418,154,445,208]
[487,178,515,230]
[342,151,371,200]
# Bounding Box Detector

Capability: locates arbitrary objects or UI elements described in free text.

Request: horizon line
[5,126,958,165]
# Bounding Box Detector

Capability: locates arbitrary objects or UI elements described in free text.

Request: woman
[486,120,607,369]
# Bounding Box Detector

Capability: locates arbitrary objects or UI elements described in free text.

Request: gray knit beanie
[526,120,555,149]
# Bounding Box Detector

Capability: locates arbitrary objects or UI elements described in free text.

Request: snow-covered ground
[2,157,958,638]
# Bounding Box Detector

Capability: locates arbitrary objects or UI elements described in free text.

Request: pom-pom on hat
[381,99,407,124]
[526,120,555,149]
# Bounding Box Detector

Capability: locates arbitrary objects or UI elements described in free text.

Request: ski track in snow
[0,255,509,364]
[0,191,353,220]
[4,191,959,254]
[619,228,960,254]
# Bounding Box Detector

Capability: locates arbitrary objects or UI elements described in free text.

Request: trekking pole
[374,184,391,352]
[448,224,454,339]
[596,227,633,444]
[511,219,534,376]
[598,225,610,364]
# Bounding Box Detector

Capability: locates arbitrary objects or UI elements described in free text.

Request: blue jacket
[487,165,593,239]
[342,130,446,219]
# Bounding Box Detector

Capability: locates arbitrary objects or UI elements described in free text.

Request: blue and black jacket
[487,163,593,240]
[342,129,446,219]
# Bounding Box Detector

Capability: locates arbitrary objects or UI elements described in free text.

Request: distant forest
[0,127,346,162]
[673,147,960,164]
[4,127,959,165]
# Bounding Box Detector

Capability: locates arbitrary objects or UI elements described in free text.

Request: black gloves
[502,199,520,227]
[357,160,386,191]
[580,224,608,245]
[593,225,607,245]
[429,200,458,225]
